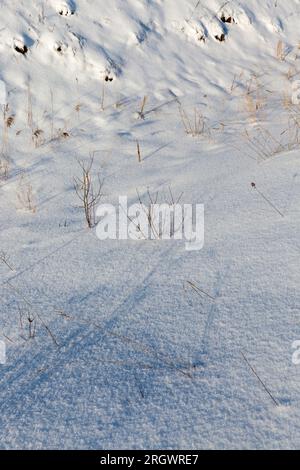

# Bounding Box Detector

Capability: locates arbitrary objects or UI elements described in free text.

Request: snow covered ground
[1,0,300,449]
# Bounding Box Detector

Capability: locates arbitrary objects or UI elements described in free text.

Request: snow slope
[1,0,300,449]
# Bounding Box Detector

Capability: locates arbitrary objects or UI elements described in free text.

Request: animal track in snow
[54,41,68,55]
[214,33,226,42]
[56,0,76,16]
[13,38,32,55]
[220,14,235,24]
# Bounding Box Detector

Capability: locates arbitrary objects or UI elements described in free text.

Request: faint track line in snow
[195,261,231,364]
[0,304,192,412]
[0,244,194,408]
[0,325,190,418]
[0,228,87,288]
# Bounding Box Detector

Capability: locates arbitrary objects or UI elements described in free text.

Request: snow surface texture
[1,0,300,449]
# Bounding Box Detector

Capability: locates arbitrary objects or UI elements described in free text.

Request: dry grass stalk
[185,281,215,301]
[6,282,58,346]
[137,96,147,120]
[16,174,36,213]
[276,40,285,61]
[32,128,44,148]
[19,306,36,340]
[0,251,14,271]
[251,182,284,217]
[74,153,104,228]
[179,106,207,137]
[282,92,292,110]
[0,156,9,181]
[244,76,265,119]
[1,104,14,166]
[129,188,183,240]
[241,351,279,406]
[136,140,142,163]
[243,127,286,161]
[229,72,243,94]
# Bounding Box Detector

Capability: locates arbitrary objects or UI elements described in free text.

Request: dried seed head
[6,115,15,128]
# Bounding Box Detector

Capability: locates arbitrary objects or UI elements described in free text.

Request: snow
[0,0,300,449]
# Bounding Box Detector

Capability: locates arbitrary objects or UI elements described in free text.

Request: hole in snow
[221,15,235,24]
[54,42,68,55]
[58,1,76,16]
[215,33,226,42]
[59,8,74,16]
[60,131,70,138]
[14,42,28,55]
[14,36,34,55]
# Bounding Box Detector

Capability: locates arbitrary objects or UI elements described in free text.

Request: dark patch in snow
[221,15,235,24]
[58,1,76,16]
[14,44,28,55]
[215,33,226,42]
